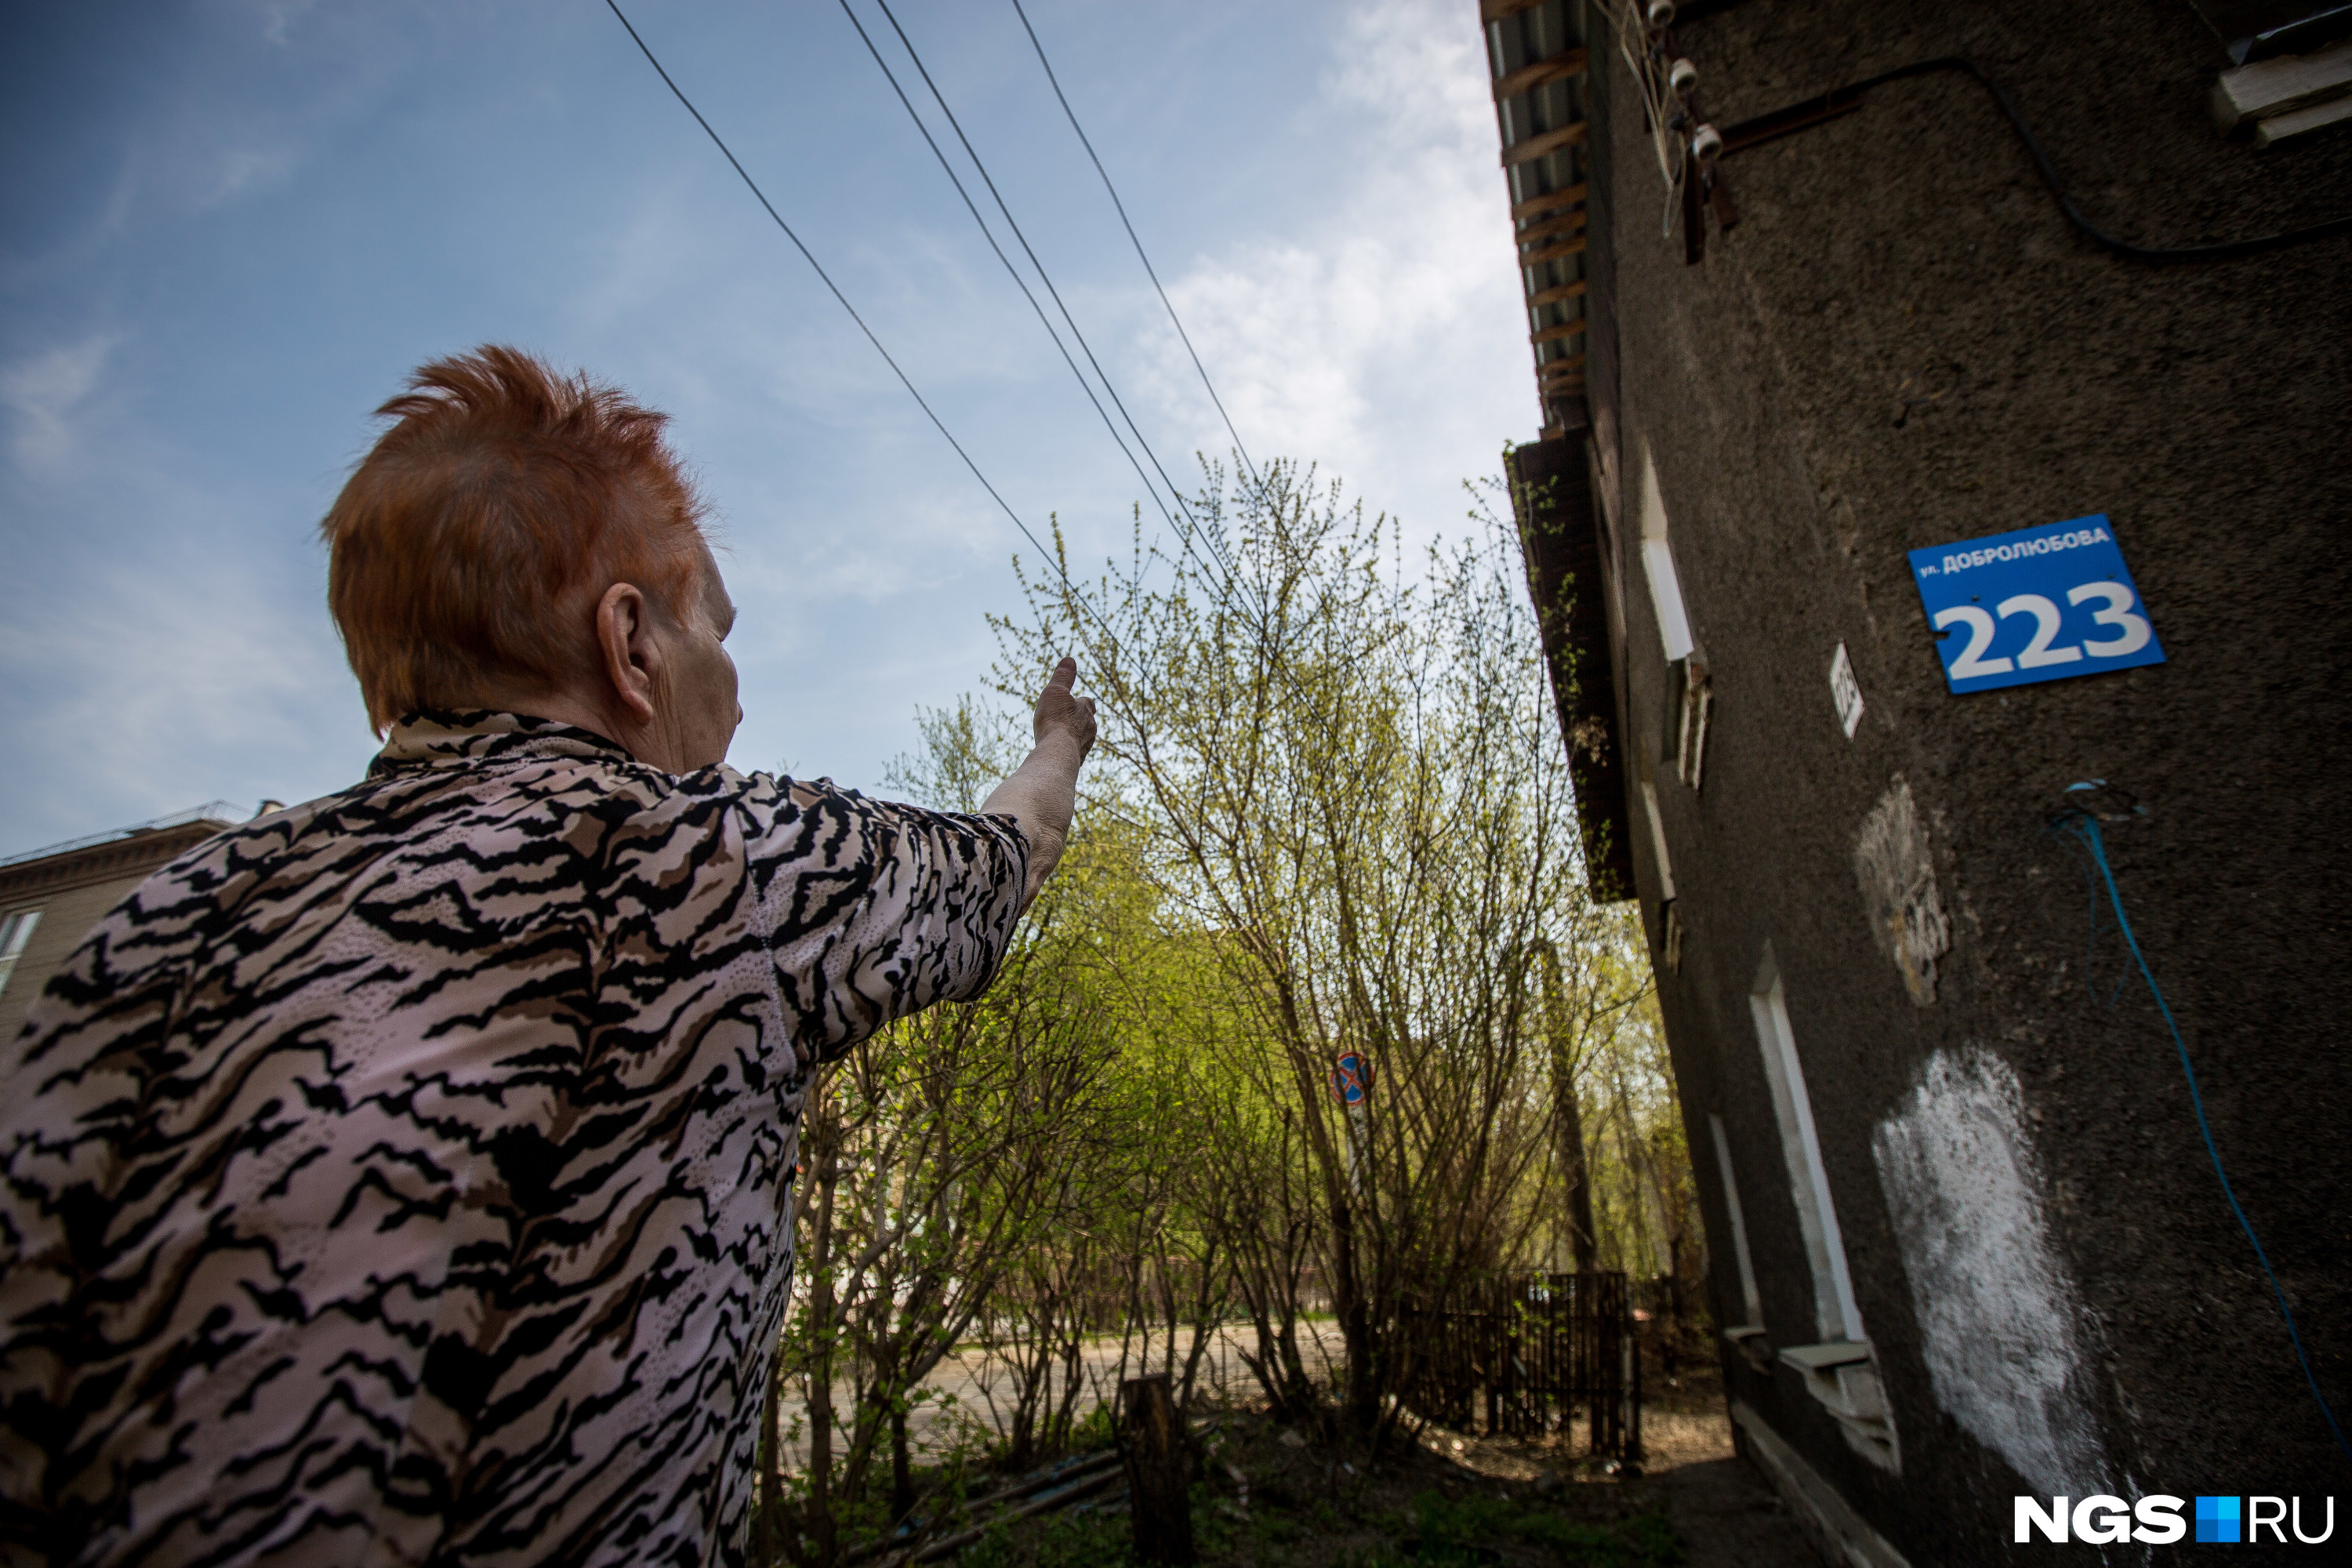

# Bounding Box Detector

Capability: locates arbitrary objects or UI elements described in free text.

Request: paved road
[778,1320,1348,1469]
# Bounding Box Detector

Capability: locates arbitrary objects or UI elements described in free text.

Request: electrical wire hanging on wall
[1589,0,1688,236]
[2046,790,2352,1470]
[1715,55,2352,262]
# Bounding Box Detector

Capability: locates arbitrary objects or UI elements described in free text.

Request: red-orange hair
[321,345,712,732]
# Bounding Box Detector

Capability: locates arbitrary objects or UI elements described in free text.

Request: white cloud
[1134,0,1527,543]
[82,129,297,240]
[190,144,296,209]
[253,0,319,48]
[0,0,1553,840]
[0,333,125,471]
[0,549,370,844]
[574,187,713,332]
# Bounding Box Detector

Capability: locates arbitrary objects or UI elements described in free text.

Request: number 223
[1932,581,2152,679]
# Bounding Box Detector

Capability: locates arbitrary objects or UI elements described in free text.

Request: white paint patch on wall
[1853,775,1950,1006]
[1871,1047,2107,1497]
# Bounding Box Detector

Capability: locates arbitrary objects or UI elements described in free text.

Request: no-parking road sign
[1330,1051,1374,1106]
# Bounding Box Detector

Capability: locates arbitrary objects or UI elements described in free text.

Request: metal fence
[1396,1272,1635,1457]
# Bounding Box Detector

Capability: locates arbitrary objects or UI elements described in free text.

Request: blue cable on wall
[2049,786,2352,1469]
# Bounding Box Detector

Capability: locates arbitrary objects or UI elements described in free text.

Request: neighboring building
[0,803,268,1045]
[1485,0,2349,1561]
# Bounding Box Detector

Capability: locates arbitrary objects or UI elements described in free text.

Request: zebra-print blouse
[0,711,1028,1566]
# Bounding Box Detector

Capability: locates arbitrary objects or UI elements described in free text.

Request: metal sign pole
[1329,1051,1374,1198]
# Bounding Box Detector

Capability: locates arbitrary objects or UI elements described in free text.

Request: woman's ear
[596,582,661,724]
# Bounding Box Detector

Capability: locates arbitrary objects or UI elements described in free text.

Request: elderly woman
[0,347,1094,1566]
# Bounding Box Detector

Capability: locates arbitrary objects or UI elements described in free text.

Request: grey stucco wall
[1584,0,2350,1558]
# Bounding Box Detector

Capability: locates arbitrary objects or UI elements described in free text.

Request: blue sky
[0,0,1534,857]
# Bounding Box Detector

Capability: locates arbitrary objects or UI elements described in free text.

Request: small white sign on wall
[1831,643,1865,739]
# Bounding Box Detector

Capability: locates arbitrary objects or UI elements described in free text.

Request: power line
[1009,0,1260,487]
[601,0,1121,653]
[873,0,1208,543]
[873,0,1202,537]
[848,1,1333,711]
[605,0,1286,681]
[831,0,1182,539]
[852,0,1247,600]
[603,4,1368,790]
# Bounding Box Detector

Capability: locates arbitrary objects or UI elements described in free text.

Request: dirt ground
[950,1363,1824,1567]
[785,1322,1350,1470]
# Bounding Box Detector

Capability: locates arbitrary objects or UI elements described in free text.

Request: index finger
[1044,655,1078,694]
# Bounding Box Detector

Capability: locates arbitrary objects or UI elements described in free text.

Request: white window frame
[1638,447,1695,662]
[1749,946,1900,1469]
[0,908,42,1000]
[1639,780,1676,902]
[1748,948,1863,1341]
[1709,1112,1764,1327]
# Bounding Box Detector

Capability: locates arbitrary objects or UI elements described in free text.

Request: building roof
[0,801,252,902]
[1482,0,1594,436]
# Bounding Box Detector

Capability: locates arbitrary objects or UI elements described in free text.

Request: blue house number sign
[1908,514,2165,695]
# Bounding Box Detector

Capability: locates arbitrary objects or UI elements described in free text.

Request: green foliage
[1067,1402,1117,1454]
[1014,1509,1139,1568]
[760,462,1705,1565]
[954,1517,1022,1568]
[1403,1490,1682,1565]
[989,460,1676,1432]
